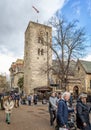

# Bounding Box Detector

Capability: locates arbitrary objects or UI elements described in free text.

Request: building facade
[74,60,91,94]
[0,75,7,93]
[9,59,24,89]
[9,21,91,96]
[24,21,52,94]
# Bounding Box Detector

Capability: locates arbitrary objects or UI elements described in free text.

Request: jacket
[76,99,90,129]
[57,99,68,127]
[3,99,14,114]
[49,96,57,111]
[57,99,74,127]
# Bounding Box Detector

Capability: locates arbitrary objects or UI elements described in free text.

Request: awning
[34,86,52,92]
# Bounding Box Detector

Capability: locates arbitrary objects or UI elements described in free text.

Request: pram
[55,112,77,130]
[68,112,77,130]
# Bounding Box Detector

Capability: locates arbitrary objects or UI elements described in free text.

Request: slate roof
[79,60,91,74]
[52,60,76,75]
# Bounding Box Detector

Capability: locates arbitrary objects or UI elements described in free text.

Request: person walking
[49,92,57,126]
[14,92,20,108]
[56,92,74,130]
[76,93,91,130]
[3,95,14,124]
[33,94,38,105]
[56,92,62,105]
[27,94,31,106]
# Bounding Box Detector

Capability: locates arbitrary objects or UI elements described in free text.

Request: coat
[3,99,14,114]
[49,96,57,111]
[57,99,74,127]
[76,99,90,129]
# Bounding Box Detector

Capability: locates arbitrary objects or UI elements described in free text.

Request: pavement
[0,102,55,130]
[0,102,91,130]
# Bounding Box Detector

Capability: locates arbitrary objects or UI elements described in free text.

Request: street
[0,102,91,130]
[0,102,54,130]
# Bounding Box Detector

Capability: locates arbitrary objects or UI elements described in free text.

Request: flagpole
[32,6,39,23]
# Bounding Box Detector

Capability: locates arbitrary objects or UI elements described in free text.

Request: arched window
[41,49,44,55]
[78,66,80,72]
[38,48,41,55]
[41,37,44,44]
[38,37,41,43]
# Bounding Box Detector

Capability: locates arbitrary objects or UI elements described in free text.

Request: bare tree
[48,16,86,90]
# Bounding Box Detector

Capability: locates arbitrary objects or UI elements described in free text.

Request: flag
[32,6,39,13]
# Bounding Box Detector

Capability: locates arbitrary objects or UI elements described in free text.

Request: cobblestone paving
[0,103,54,130]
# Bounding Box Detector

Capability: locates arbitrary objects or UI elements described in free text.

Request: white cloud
[81,54,91,61]
[0,51,23,75]
[0,54,14,75]
[0,0,66,74]
[34,0,65,23]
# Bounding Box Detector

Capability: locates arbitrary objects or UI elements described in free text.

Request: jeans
[49,109,56,126]
[6,113,11,123]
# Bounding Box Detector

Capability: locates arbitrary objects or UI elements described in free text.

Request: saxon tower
[24,21,52,94]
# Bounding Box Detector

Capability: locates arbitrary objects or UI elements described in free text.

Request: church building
[24,21,52,94]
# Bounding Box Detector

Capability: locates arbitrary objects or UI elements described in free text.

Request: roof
[79,60,91,74]
[52,60,76,75]
[34,86,52,92]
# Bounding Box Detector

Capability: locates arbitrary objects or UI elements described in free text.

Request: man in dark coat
[56,92,74,129]
[76,93,91,130]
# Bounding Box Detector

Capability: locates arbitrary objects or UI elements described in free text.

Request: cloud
[0,0,66,55]
[82,54,91,61]
[71,1,81,16]
[0,51,19,75]
[0,0,66,74]
[87,0,91,16]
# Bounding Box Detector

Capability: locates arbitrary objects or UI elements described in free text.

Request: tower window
[41,49,44,55]
[41,37,44,44]
[38,37,41,43]
[38,48,41,55]
[78,66,80,72]
[38,48,44,55]
[46,32,48,37]
[46,32,48,42]
[38,37,44,44]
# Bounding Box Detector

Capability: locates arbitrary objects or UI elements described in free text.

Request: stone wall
[24,21,52,94]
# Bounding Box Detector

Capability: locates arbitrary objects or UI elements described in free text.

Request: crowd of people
[48,91,91,130]
[0,90,91,130]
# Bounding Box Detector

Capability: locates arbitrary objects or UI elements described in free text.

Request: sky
[0,0,91,75]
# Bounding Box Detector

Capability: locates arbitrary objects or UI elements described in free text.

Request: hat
[79,93,87,99]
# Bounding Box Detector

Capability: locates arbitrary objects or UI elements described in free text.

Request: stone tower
[24,21,52,94]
